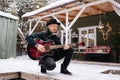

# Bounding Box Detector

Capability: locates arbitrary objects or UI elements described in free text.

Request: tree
[0,0,59,35]
[0,0,54,20]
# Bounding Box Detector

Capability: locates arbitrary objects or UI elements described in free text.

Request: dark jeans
[40,47,73,70]
[52,47,73,68]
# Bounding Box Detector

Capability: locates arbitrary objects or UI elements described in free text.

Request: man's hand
[36,44,46,52]
[64,44,70,50]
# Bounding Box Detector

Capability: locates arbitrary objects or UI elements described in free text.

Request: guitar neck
[49,43,76,50]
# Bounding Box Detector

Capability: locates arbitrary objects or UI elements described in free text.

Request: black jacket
[26,29,61,47]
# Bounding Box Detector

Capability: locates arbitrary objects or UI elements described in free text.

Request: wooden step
[0,72,60,80]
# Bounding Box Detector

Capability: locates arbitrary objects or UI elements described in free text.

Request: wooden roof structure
[22,0,119,44]
[23,0,115,22]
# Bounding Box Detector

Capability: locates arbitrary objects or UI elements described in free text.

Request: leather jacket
[26,29,61,47]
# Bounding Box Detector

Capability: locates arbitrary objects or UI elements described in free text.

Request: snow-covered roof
[22,0,75,18]
[0,11,19,20]
[22,0,115,22]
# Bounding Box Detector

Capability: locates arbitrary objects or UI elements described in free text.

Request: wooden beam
[91,6,106,13]
[83,12,91,16]
[57,14,75,19]
[21,72,60,80]
[64,2,81,8]
[0,72,60,80]
[17,28,26,42]
[0,72,20,80]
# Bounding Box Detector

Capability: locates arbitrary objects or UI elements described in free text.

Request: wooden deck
[0,72,60,80]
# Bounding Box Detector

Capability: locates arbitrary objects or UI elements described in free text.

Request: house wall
[71,11,120,62]
[72,11,120,47]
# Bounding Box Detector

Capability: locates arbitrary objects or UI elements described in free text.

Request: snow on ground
[0,55,120,80]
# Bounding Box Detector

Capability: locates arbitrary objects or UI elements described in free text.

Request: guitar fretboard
[49,43,76,50]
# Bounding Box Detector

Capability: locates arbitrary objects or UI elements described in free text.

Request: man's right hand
[36,44,46,52]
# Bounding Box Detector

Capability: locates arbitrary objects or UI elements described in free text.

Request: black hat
[46,19,60,26]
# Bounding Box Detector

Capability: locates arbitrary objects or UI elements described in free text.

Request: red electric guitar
[27,39,84,60]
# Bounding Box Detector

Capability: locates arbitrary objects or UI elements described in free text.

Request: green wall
[0,16,18,59]
[72,11,120,47]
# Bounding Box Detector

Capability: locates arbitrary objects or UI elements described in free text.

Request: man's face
[48,24,58,33]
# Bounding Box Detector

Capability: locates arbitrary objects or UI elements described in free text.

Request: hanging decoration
[98,22,112,40]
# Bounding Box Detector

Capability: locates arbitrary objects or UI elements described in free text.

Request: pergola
[22,0,120,44]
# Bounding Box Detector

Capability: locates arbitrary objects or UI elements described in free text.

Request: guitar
[27,39,84,60]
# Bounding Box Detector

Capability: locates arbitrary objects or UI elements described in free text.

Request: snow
[0,11,19,20]
[0,55,120,80]
[22,0,75,18]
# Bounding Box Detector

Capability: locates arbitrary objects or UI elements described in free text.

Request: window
[78,26,97,47]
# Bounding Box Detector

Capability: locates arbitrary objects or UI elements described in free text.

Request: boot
[41,66,47,73]
[60,64,72,75]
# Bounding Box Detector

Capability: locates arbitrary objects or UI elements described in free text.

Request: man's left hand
[64,44,70,50]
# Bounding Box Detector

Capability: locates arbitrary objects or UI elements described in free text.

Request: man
[26,19,73,75]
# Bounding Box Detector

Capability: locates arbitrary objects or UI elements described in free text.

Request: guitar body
[27,39,81,60]
[27,40,53,60]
